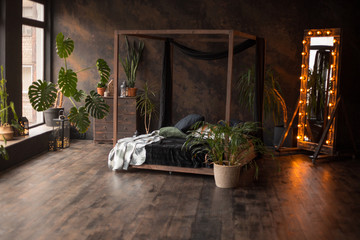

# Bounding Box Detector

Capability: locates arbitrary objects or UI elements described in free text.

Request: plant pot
[97,87,106,96]
[213,163,242,188]
[0,124,14,141]
[127,87,137,97]
[44,108,64,127]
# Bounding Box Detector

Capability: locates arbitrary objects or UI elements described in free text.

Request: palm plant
[119,36,144,88]
[28,32,111,133]
[238,67,288,127]
[136,82,156,134]
[183,121,266,167]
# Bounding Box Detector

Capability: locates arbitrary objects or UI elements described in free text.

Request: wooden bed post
[113,32,119,146]
[225,30,234,123]
[255,37,265,140]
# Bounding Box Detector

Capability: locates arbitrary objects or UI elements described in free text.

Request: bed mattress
[145,137,206,168]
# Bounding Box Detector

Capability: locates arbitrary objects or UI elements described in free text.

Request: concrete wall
[52,0,359,145]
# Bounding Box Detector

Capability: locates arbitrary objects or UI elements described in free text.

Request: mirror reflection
[297,28,340,154]
[306,37,333,142]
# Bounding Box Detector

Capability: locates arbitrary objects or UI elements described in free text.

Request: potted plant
[184,121,266,188]
[119,36,144,97]
[0,66,21,141]
[137,81,156,134]
[28,32,111,133]
[96,82,106,96]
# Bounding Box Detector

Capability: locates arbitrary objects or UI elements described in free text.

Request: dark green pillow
[159,127,187,138]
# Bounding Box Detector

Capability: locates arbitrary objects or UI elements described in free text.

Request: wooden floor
[0,140,360,240]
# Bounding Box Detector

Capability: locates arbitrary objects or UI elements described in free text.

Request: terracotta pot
[127,87,137,97]
[0,124,14,141]
[213,163,242,188]
[97,87,106,96]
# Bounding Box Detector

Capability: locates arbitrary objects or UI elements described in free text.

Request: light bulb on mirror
[301,52,307,56]
[307,31,313,36]
[326,30,331,35]
[316,30,322,35]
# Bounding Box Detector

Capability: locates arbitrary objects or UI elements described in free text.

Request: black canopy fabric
[158,39,256,128]
[158,39,173,128]
[171,39,256,60]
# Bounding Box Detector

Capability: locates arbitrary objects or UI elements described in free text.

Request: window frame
[21,0,51,128]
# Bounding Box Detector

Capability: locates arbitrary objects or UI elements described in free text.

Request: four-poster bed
[111,29,265,175]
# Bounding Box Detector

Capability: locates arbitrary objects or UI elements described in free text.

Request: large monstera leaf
[56,32,74,59]
[28,80,57,111]
[68,106,90,133]
[85,90,109,119]
[96,59,111,85]
[73,89,86,102]
[58,67,77,97]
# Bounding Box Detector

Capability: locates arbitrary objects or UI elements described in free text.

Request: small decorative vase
[213,162,242,188]
[97,87,106,96]
[0,124,14,141]
[127,87,137,97]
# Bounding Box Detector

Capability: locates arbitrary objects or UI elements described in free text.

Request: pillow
[174,114,205,133]
[159,127,187,138]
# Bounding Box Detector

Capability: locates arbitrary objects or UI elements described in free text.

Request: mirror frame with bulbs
[297,28,341,155]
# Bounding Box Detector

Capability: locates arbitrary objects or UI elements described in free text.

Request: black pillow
[174,114,205,133]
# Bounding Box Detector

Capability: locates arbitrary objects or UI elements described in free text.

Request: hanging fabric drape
[158,39,173,128]
[158,38,256,128]
[171,39,256,60]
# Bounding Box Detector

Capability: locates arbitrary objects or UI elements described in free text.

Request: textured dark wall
[52,0,358,144]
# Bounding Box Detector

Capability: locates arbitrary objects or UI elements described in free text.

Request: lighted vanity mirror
[297,28,341,154]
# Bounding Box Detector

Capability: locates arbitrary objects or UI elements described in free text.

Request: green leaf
[85,90,109,119]
[0,145,8,160]
[58,67,78,97]
[68,106,90,133]
[28,80,57,111]
[96,59,111,85]
[56,32,74,59]
[73,89,86,102]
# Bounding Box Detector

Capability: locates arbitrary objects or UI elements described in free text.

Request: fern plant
[183,121,266,168]
[28,32,111,133]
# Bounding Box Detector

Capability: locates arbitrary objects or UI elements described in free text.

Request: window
[22,0,46,126]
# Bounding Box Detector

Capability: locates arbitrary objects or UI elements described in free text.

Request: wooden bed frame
[131,164,214,175]
[112,29,265,175]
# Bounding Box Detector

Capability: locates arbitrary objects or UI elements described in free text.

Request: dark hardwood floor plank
[1,140,360,239]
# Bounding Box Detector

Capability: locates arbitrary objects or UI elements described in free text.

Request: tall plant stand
[276,96,357,163]
[275,97,300,152]
[310,96,357,163]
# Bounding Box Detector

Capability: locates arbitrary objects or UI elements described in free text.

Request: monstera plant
[28,32,111,133]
